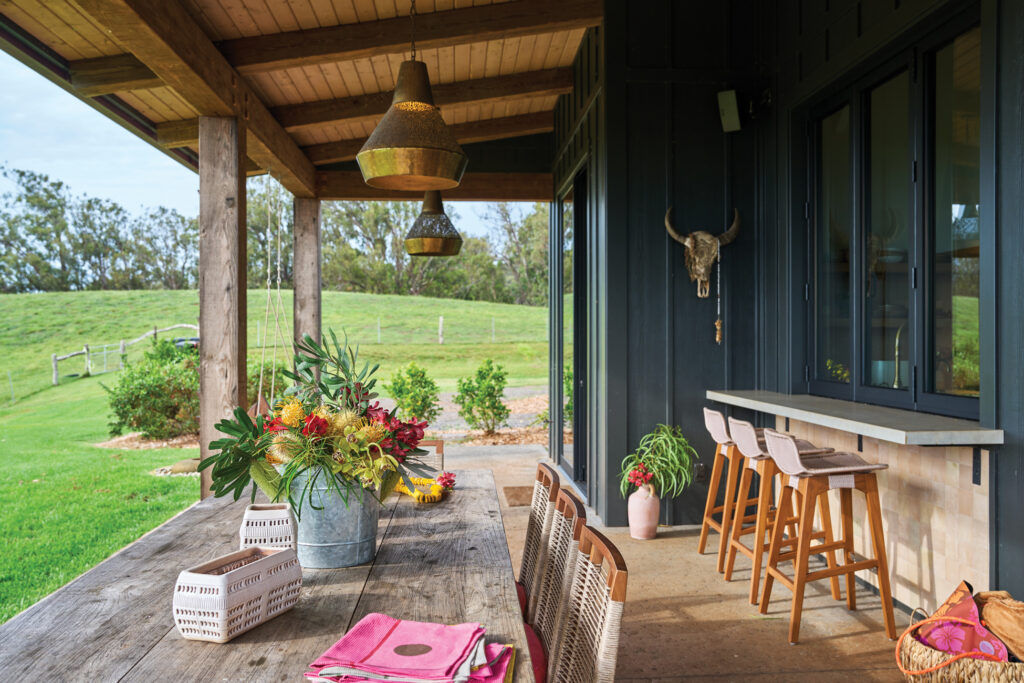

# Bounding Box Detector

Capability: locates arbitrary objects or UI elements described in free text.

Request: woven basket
[899,628,1024,682]
[172,547,302,643]
[239,502,297,551]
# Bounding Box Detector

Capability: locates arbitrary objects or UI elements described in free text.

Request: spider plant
[619,424,697,498]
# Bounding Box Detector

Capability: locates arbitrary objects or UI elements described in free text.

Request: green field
[0,289,551,624]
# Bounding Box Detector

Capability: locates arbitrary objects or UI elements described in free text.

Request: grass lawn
[0,289,552,624]
[0,376,197,623]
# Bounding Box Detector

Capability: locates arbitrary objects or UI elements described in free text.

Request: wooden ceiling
[0,0,600,199]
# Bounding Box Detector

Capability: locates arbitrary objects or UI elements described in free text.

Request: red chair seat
[516,580,527,619]
[523,622,547,683]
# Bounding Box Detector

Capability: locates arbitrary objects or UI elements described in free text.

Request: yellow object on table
[395,477,448,503]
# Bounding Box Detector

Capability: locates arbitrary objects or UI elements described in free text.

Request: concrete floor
[444,444,909,683]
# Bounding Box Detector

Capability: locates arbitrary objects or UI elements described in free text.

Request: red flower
[436,471,456,490]
[627,462,653,487]
[366,401,388,423]
[264,417,287,433]
[302,414,330,438]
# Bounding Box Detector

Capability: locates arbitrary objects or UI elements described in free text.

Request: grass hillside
[0,289,552,624]
[0,289,550,401]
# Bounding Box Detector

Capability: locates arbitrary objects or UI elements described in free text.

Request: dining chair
[518,462,559,621]
[550,525,628,683]
[528,488,587,683]
[759,429,896,643]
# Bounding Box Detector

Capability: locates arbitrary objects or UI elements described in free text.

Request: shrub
[454,359,510,434]
[385,362,441,423]
[563,364,574,425]
[105,340,200,439]
[246,357,290,407]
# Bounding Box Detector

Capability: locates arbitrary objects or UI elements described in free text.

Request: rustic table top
[0,468,533,682]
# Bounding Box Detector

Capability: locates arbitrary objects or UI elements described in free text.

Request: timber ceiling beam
[303,112,554,166]
[69,54,160,96]
[316,171,552,202]
[156,69,569,148]
[70,0,316,197]
[218,0,601,74]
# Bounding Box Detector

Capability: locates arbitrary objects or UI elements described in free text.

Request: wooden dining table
[0,469,534,682]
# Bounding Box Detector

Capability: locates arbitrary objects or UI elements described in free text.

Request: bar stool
[724,417,839,605]
[758,429,897,644]
[698,408,761,573]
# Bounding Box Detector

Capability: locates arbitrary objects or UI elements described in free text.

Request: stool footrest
[806,559,878,582]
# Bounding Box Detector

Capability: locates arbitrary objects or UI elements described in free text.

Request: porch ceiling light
[356,0,467,190]
[405,190,463,256]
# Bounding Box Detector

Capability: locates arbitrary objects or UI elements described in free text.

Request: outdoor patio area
[453,446,909,682]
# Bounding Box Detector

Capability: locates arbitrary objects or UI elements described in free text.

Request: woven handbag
[897,616,1024,681]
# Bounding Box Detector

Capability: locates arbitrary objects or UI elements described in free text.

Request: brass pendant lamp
[405,190,463,256]
[356,0,468,190]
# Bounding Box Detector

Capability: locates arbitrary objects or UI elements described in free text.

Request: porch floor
[445,444,909,682]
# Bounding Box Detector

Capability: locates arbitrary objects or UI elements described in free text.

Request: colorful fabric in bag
[977,590,1024,661]
[916,581,1009,661]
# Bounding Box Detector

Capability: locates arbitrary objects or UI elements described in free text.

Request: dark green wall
[553,1,1024,598]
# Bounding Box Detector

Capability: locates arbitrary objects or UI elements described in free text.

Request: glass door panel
[865,71,912,391]
[559,189,574,473]
[814,106,853,385]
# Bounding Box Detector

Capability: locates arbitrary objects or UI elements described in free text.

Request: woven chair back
[728,417,764,459]
[532,488,587,674]
[703,407,731,446]
[551,526,627,683]
[520,462,560,622]
[763,429,808,476]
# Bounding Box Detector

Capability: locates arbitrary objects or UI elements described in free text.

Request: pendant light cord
[409,0,417,60]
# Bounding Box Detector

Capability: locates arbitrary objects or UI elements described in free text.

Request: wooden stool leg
[840,487,856,611]
[716,446,742,573]
[789,478,819,645]
[759,483,793,614]
[698,444,726,554]
[749,461,775,605]
[725,465,755,581]
[864,474,897,640]
[816,492,842,601]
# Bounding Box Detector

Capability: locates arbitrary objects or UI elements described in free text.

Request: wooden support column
[293,197,322,346]
[199,116,247,498]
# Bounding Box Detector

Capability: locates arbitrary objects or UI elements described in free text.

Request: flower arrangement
[618,424,697,498]
[199,331,435,517]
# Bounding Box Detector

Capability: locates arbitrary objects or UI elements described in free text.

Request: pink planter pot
[628,485,660,540]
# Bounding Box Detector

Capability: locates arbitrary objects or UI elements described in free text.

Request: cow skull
[664,207,740,297]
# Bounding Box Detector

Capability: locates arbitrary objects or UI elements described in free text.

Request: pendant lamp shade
[357,61,468,191]
[405,190,463,256]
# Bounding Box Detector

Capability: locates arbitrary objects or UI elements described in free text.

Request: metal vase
[289,469,379,568]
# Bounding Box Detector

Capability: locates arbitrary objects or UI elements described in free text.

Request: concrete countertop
[706,389,1004,446]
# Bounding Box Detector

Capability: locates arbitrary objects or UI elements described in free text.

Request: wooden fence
[51,324,199,385]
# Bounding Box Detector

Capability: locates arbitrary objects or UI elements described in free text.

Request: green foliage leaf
[453,359,510,434]
[384,362,441,423]
[618,424,697,499]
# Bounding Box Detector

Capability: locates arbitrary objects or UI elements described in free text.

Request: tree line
[0,168,551,306]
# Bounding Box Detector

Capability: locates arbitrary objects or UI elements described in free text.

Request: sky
[0,50,499,237]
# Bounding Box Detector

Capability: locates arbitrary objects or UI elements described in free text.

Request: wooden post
[52,354,58,386]
[198,116,247,499]
[153,325,158,341]
[83,344,90,376]
[293,197,322,347]
[119,340,126,369]
[439,315,444,345]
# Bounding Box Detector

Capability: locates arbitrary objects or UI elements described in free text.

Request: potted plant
[199,331,433,568]
[619,424,697,540]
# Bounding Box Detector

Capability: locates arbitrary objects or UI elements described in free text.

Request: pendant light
[405,190,463,256]
[356,0,468,190]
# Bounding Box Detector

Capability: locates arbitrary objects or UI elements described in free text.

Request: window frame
[802,8,981,420]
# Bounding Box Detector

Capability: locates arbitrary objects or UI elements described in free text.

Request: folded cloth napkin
[309,643,515,683]
[306,613,489,683]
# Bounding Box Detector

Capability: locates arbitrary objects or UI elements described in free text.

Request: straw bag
[897,617,1024,682]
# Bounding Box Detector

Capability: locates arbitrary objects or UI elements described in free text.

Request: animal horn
[717,208,740,246]
[664,206,688,245]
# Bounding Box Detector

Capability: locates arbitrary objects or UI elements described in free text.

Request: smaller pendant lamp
[356,0,467,190]
[405,190,463,256]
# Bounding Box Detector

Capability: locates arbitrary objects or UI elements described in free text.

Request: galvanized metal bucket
[289,469,379,568]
